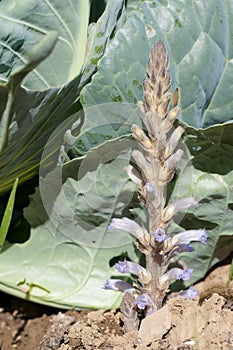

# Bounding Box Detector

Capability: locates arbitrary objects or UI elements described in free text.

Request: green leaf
[0,78,83,195]
[8,30,58,92]
[0,139,139,309]
[23,186,48,228]
[0,177,18,252]
[126,0,142,10]
[0,31,58,154]
[61,103,140,157]
[0,0,90,89]
[0,0,126,194]
[169,168,233,285]
[81,0,233,130]
[0,223,135,309]
[183,122,233,175]
[80,0,126,87]
[0,27,81,194]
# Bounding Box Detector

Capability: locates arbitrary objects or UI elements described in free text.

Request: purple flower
[115,259,146,276]
[171,243,195,256]
[152,228,167,243]
[108,217,144,240]
[161,268,193,283]
[135,293,153,310]
[172,229,207,246]
[176,268,193,281]
[103,279,134,292]
[115,260,151,284]
[176,286,199,299]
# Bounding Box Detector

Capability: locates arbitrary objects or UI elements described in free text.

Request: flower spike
[104,40,207,332]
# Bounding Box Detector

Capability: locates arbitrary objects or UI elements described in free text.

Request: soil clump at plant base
[0,264,232,350]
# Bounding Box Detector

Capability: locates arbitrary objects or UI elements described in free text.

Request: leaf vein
[43,0,76,50]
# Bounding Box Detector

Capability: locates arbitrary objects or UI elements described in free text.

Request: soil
[0,263,232,350]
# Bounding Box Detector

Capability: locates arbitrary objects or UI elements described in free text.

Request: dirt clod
[39,313,74,350]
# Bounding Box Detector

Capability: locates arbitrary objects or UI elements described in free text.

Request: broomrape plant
[104,41,207,332]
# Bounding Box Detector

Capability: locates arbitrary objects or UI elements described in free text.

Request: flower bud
[131,125,152,149]
[164,149,184,172]
[161,204,176,224]
[124,165,143,186]
[166,105,180,124]
[137,100,146,114]
[132,150,151,178]
[164,126,185,159]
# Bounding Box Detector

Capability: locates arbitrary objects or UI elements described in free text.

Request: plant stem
[146,253,164,309]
